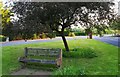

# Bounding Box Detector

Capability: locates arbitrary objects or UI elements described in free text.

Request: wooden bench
[18,47,62,68]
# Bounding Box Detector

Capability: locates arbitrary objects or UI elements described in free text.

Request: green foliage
[68,32,75,37]
[0,35,6,42]
[55,31,69,36]
[1,7,15,40]
[110,20,120,35]
[63,51,80,58]
[53,66,86,75]
[11,2,115,51]
[33,34,38,39]
[56,31,86,36]
[0,35,4,37]
[63,48,97,58]
[40,33,47,39]
[74,32,86,36]
[80,48,97,58]
[71,28,84,32]
[105,29,114,34]
[13,35,23,40]
[1,8,11,26]
[111,20,120,30]
[47,33,56,39]
[22,33,34,40]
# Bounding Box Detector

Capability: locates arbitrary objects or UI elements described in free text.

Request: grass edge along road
[2,39,118,75]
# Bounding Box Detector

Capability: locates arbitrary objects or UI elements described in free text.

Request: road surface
[1,37,83,47]
[1,36,119,47]
[93,36,119,47]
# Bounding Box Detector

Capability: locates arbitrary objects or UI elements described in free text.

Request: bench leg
[56,64,61,68]
[21,62,27,69]
[57,65,60,68]
[23,62,27,68]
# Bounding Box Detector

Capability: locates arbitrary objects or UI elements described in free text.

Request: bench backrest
[24,47,62,59]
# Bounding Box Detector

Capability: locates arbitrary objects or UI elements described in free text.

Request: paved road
[93,36,120,47]
[1,36,119,47]
[1,36,85,47]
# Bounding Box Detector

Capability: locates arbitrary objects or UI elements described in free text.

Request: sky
[114,0,120,14]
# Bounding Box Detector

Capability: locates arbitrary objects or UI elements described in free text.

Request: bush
[53,66,86,76]
[105,30,114,34]
[63,51,80,58]
[0,35,6,42]
[68,32,75,37]
[47,33,56,39]
[40,33,47,39]
[55,31,69,36]
[74,32,86,36]
[55,31,86,36]
[33,34,38,39]
[13,35,23,40]
[63,48,97,58]
[80,48,97,58]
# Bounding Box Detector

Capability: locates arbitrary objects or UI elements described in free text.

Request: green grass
[0,46,2,77]
[63,47,97,58]
[2,39,119,75]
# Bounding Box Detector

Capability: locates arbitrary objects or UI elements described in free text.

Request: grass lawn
[2,39,119,75]
[0,46,2,76]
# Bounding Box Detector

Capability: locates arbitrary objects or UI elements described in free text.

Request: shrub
[68,32,75,37]
[105,30,114,34]
[33,34,37,39]
[63,51,80,58]
[74,32,86,36]
[80,48,97,58]
[53,66,86,76]
[40,33,47,39]
[0,35,6,42]
[47,33,56,39]
[55,31,69,36]
[63,48,97,58]
[13,35,23,40]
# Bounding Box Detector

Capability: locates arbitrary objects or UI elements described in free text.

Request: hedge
[74,32,86,36]
[0,36,6,42]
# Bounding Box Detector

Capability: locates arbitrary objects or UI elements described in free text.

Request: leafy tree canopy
[11,2,115,51]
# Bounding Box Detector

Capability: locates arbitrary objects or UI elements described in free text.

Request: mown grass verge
[2,39,118,75]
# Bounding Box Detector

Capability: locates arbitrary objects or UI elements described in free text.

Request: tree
[1,1,17,41]
[110,15,120,35]
[1,6,13,40]
[12,2,114,51]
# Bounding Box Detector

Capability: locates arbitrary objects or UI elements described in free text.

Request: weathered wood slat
[20,59,56,64]
[28,52,59,54]
[27,48,60,51]
[28,53,59,57]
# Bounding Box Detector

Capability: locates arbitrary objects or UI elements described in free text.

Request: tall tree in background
[12,2,114,51]
[110,15,120,35]
[1,2,15,40]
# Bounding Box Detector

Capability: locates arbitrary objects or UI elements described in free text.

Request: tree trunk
[61,35,70,52]
[88,32,92,39]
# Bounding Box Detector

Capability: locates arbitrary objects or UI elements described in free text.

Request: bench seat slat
[28,53,58,57]
[20,59,56,64]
